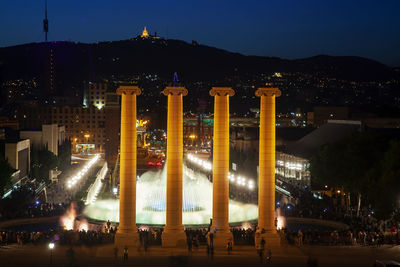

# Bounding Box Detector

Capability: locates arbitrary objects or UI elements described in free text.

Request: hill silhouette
[0,38,396,89]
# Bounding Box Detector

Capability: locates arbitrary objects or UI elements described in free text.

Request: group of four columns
[114,85,281,248]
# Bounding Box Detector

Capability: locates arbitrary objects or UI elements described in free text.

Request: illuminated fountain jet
[84,164,259,225]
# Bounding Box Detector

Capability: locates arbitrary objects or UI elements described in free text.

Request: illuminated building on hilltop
[141,27,150,38]
[135,26,161,40]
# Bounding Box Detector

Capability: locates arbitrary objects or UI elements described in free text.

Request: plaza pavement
[2,243,400,266]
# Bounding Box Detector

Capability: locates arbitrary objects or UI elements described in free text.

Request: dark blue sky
[1,0,399,66]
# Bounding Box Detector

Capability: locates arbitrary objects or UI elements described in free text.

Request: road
[1,243,400,266]
[46,154,98,204]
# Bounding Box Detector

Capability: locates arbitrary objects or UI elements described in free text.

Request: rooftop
[287,120,361,159]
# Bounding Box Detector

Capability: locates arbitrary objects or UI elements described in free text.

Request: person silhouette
[123,245,128,261]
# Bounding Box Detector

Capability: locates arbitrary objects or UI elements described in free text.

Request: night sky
[1,0,399,66]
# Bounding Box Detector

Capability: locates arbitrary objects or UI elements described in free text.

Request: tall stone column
[115,86,141,248]
[162,86,188,247]
[255,87,281,247]
[210,87,235,247]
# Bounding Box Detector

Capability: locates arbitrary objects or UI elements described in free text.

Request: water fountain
[83,165,259,225]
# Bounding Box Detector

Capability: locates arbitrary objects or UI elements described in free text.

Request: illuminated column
[115,86,141,248]
[255,87,281,247]
[210,87,235,247]
[162,86,188,247]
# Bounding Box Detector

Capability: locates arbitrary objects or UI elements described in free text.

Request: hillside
[0,38,396,86]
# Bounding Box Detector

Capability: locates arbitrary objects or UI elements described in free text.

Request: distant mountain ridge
[0,38,396,86]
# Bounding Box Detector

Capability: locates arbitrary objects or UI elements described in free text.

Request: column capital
[255,88,281,97]
[117,86,142,95]
[209,87,235,97]
[163,87,188,96]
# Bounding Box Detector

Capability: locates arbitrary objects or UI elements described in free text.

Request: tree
[310,132,381,192]
[364,141,400,219]
[58,139,72,171]
[310,132,400,219]
[31,146,59,183]
[0,156,14,195]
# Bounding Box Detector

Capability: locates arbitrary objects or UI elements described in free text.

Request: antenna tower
[43,0,49,42]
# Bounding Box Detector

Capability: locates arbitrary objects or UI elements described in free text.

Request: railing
[112,153,120,186]
[85,161,108,205]
[35,182,46,196]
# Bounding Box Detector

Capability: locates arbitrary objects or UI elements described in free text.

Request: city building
[278,120,362,184]
[308,106,349,126]
[0,138,30,181]
[15,105,107,154]
[14,81,121,163]
[20,124,65,156]
[104,90,121,165]
[84,82,108,109]
[183,114,311,149]
[183,115,213,147]
[275,152,310,183]
[0,117,19,130]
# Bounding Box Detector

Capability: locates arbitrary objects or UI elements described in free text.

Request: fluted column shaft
[162,86,188,247]
[210,87,234,246]
[256,87,281,232]
[115,86,141,247]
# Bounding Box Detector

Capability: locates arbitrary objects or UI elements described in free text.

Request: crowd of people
[3,222,400,251]
[0,201,69,221]
[3,163,400,251]
[282,229,392,247]
[0,228,115,247]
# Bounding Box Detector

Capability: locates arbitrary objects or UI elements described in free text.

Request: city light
[78,221,89,231]
[248,180,255,190]
[187,154,254,190]
[277,160,303,171]
[137,119,149,127]
[49,242,54,266]
[187,153,291,196]
[66,154,100,189]
[60,203,77,230]
[95,103,104,110]
[285,162,303,171]
[187,154,212,171]
[276,216,285,230]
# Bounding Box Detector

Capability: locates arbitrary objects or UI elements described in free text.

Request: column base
[211,227,233,249]
[255,229,281,249]
[114,230,139,248]
[162,226,187,248]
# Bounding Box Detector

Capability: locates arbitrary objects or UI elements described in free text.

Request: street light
[189,134,196,146]
[49,242,55,266]
[84,134,90,153]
